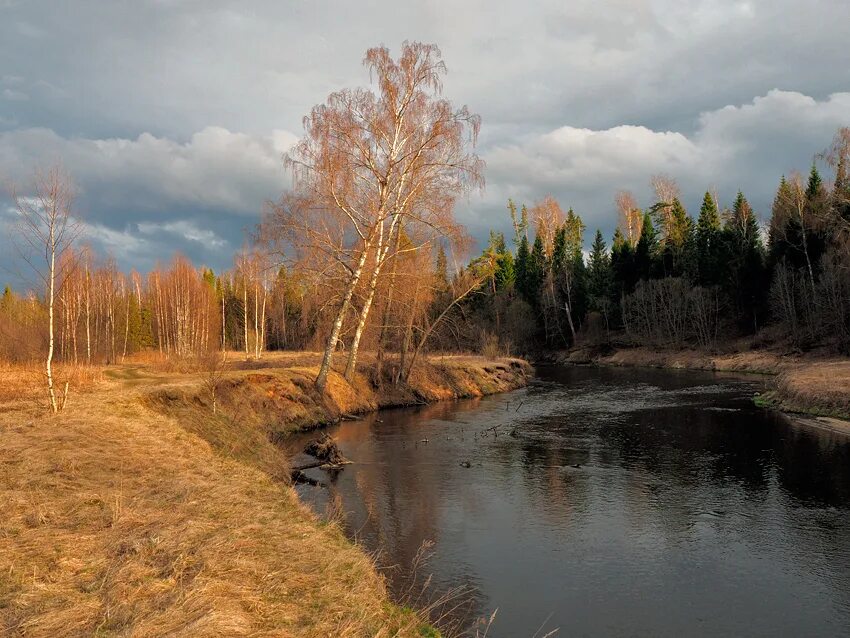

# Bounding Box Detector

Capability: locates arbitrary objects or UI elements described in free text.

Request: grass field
[0,352,530,637]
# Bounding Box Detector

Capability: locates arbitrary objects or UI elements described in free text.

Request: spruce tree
[634,213,658,281]
[514,234,531,303]
[588,229,612,308]
[804,162,828,270]
[723,191,766,332]
[610,227,635,297]
[495,250,515,292]
[527,234,547,306]
[695,191,721,285]
[435,244,449,291]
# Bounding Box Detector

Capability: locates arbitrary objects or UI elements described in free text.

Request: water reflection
[292,366,850,637]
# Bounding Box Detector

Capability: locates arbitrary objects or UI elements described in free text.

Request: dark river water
[292,365,850,637]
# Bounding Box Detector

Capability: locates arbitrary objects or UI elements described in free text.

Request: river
[291,365,850,637]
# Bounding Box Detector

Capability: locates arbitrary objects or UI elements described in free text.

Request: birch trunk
[315,237,373,391]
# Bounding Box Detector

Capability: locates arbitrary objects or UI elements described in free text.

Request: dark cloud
[1,1,849,285]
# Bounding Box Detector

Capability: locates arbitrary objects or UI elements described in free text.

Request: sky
[1,0,849,286]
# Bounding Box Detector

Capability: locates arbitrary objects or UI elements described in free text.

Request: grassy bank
[0,353,530,637]
[555,345,850,424]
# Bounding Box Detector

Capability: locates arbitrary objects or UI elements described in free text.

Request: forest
[4,129,849,372]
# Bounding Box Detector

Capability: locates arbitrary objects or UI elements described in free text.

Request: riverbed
[292,365,850,637]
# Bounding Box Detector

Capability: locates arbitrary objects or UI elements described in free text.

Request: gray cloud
[470,90,850,243]
[0,0,849,284]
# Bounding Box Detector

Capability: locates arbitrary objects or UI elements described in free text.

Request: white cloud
[138,220,227,248]
[467,90,850,239]
[83,221,150,255]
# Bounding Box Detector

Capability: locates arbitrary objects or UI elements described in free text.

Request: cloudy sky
[2,0,849,284]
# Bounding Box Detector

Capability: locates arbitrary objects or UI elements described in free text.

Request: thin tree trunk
[345,218,395,381]
[315,237,373,392]
[47,223,57,413]
[243,279,249,358]
[85,262,91,364]
[259,286,267,359]
[254,281,260,358]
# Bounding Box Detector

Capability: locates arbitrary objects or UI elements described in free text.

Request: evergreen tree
[806,162,823,202]
[695,191,721,285]
[768,176,794,263]
[435,243,449,291]
[833,154,850,223]
[514,234,532,303]
[495,250,515,292]
[588,229,612,308]
[610,227,635,299]
[661,197,692,276]
[804,162,829,270]
[527,234,547,306]
[723,191,766,332]
[634,213,658,280]
[202,268,216,290]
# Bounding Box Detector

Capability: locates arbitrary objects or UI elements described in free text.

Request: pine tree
[634,213,658,280]
[804,162,828,270]
[695,191,721,285]
[806,162,823,201]
[435,243,449,291]
[514,234,531,303]
[527,234,547,306]
[723,191,766,332]
[588,229,612,308]
[610,227,635,299]
[495,250,515,292]
[769,176,794,263]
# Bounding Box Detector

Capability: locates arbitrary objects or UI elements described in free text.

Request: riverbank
[552,345,850,423]
[0,353,530,636]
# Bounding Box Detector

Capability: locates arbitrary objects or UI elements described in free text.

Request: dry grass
[0,352,530,637]
[574,346,795,374]
[0,362,105,412]
[773,361,850,418]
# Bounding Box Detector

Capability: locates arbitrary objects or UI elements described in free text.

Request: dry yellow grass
[571,346,794,374]
[0,353,530,637]
[773,361,850,418]
[0,363,105,412]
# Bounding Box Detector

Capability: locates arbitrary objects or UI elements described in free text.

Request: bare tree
[279,42,484,391]
[615,190,642,245]
[530,196,565,256]
[199,350,228,414]
[10,166,81,412]
[649,174,681,240]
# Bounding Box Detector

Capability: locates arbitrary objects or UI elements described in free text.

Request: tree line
[448,127,850,355]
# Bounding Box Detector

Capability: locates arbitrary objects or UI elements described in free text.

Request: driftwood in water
[304,433,347,465]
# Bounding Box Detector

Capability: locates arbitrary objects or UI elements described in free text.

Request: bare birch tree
[10,166,80,412]
[615,190,642,245]
[275,41,484,391]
